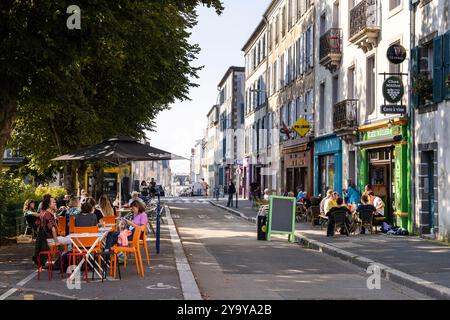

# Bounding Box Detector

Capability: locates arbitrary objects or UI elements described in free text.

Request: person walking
[201,178,209,197]
[226,181,236,207]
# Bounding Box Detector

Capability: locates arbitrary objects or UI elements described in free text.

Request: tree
[0,0,224,171]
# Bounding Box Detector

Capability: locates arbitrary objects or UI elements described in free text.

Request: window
[288,0,293,30]
[319,83,325,130]
[268,24,273,52]
[333,2,340,28]
[348,67,356,99]
[319,155,335,196]
[273,61,278,92]
[389,0,401,11]
[262,34,266,59]
[280,54,285,87]
[367,56,376,116]
[332,75,339,106]
[282,7,286,38]
[275,16,279,45]
[320,12,327,36]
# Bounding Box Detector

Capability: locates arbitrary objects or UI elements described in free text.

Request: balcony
[319,28,342,72]
[349,0,380,52]
[333,99,358,143]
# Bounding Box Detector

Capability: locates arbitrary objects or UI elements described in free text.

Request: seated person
[75,202,98,227]
[326,197,352,237]
[104,200,148,251]
[356,194,377,234]
[302,192,311,209]
[128,191,145,206]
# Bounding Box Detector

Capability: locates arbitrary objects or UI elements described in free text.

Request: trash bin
[257,214,267,240]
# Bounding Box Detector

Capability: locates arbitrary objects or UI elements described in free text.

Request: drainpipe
[410,1,417,234]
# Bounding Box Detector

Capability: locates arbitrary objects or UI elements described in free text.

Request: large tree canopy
[0,0,224,177]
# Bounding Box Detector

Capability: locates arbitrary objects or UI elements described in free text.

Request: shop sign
[367,128,392,140]
[292,117,311,137]
[381,105,407,115]
[386,44,407,64]
[383,76,404,103]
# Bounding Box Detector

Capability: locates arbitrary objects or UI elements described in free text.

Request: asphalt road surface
[170,201,431,300]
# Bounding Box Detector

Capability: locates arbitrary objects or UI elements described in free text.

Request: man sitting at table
[75,202,98,227]
[128,191,145,206]
[356,194,377,234]
[326,197,352,237]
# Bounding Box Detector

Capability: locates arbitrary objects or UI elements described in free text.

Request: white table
[64,228,111,281]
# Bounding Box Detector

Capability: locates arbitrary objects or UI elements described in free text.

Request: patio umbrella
[52,135,187,207]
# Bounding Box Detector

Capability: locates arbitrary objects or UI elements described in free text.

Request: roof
[218,66,245,88]
[241,19,267,53]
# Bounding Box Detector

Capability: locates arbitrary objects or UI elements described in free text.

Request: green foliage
[34,185,67,200]
[1,0,224,175]
[412,72,433,100]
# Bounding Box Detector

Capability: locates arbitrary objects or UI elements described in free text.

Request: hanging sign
[383,76,404,103]
[292,117,311,137]
[387,44,407,64]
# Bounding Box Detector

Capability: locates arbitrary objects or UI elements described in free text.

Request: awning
[353,135,403,148]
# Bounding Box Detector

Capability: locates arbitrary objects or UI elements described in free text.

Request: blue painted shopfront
[314,135,342,197]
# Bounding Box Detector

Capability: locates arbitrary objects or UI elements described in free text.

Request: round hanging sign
[387,44,407,64]
[383,76,404,103]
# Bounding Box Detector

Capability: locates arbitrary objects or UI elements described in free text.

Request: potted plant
[412,71,433,103]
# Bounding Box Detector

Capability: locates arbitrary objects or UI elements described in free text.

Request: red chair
[67,252,88,283]
[37,248,64,281]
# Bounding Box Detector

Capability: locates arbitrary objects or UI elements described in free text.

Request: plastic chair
[358,209,375,234]
[332,209,350,236]
[102,216,117,231]
[111,226,144,278]
[67,252,89,283]
[139,226,150,266]
[93,251,121,282]
[37,248,64,281]
[68,226,101,280]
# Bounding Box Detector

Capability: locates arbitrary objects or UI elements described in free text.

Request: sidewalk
[0,207,193,300]
[209,199,450,299]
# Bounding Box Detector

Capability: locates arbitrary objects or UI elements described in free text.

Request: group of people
[139,178,158,200]
[320,183,386,237]
[28,191,149,267]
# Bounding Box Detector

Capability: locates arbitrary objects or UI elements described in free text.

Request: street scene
[1,0,450,306]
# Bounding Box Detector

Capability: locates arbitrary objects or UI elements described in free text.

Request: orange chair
[102,216,117,231]
[139,226,150,266]
[111,226,144,278]
[68,226,101,282]
[57,217,66,236]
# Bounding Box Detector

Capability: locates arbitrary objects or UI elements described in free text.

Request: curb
[209,201,450,300]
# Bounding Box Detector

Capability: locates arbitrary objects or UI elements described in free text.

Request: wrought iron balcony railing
[349,0,380,39]
[319,28,342,71]
[333,99,358,131]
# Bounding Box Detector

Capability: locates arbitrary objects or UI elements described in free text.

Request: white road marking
[146,282,178,290]
[165,205,202,300]
[224,215,235,220]
[0,271,37,300]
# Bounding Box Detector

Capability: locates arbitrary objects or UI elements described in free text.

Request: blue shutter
[411,47,419,108]
[433,35,443,103]
[444,31,450,100]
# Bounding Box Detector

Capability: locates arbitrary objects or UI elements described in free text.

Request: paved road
[170,202,431,300]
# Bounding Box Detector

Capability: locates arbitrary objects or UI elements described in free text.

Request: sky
[147,0,272,174]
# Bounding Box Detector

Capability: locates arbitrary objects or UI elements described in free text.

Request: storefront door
[368,147,393,223]
[319,155,335,196]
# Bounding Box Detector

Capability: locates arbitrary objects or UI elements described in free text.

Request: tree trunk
[64,161,77,196]
[92,163,104,201]
[0,93,17,170]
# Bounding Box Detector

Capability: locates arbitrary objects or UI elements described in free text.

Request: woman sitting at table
[64,196,81,216]
[75,202,98,227]
[103,200,148,251]
[98,195,115,222]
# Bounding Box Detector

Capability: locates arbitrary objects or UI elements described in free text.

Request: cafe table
[63,227,112,281]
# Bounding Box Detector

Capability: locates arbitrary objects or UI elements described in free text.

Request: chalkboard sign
[267,196,296,242]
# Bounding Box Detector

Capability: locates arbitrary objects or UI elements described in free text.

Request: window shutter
[309,26,314,68]
[444,30,450,100]
[433,35,443,103]
[300,36,304,74]
[411,46,419,108]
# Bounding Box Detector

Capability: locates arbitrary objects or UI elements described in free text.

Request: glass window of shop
[319,155,335,196]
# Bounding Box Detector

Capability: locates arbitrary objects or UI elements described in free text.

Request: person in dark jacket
[227,181,236,207]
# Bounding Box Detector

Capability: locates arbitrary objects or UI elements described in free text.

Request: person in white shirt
[320,190,334,215]
[368,191,385,217]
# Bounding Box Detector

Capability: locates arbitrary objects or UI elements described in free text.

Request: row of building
[190,0,450,240]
